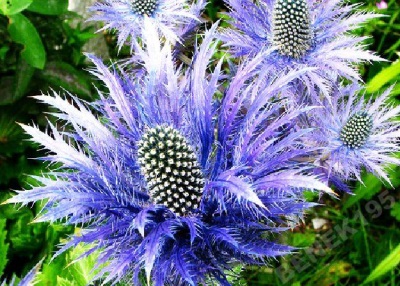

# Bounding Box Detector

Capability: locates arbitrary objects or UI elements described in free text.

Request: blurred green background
[0,0,400,285]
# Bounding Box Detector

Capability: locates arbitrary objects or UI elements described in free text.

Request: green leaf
[14,59,35,100]
[385,38,400,54]
[390,202,400,222]
[366,61,400,93]
[0,104,30,153]
[0,219,9,277]
[64,243,103,285]
[56,277,75,286]
[391,83,400,97]
[0,46,9,61]
[0,76,15,106]
[36,255,68,286]
[287,232,316,248]
[37,61,93,99]
[8,13,46,69]
[363,243,400,284]
[0,0,32,15]
[0,60,34,105]
[27,0,68,15]
[342,173,382,210]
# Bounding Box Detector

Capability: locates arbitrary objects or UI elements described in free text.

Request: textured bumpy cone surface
[137,125,204,216]
[131,0,158,16]
[273,0,312,58]
[340,112,373,149]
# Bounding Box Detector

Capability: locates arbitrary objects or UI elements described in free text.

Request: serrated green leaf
[0,0,32,15]
[0,219,9,277]
[56,276,75,286]
[8,13,46,69]
[64,243,103,285]
[366,61,400,93]
[36,254,68,286]
[363,243,400,284]
[27,0,68,15]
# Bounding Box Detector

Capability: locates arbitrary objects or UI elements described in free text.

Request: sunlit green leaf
[364,243,400,284]
[0,0,32,15]
[8,13,46,69]
[56,277,75,286]
[366,61,400,93]
[64,243,104,285]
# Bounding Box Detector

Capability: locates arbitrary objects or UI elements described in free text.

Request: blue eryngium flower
[6,24,332,285]
[90,0,204,49]
[309,84,400,183]
[220,0,382,101]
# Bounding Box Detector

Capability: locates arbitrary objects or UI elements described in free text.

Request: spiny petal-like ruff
[138,125,204,216]
[340,112,373,149]
[273,0,312,58]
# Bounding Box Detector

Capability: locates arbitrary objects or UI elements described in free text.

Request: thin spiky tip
[272,0,312,59]
[137,125,204,216]
[131,0,158,16]
[340,112,373,149]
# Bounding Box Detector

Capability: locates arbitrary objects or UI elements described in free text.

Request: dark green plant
[0,0,100,282]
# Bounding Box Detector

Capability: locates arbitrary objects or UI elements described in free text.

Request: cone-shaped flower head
[220,0,382,102]
[6,23,333,285]
[131,0,158,16]
[309,84,400,183]
[273,0,312,59]
[90,0,204,49]
[339,112,373,149]
[137,125,204,216]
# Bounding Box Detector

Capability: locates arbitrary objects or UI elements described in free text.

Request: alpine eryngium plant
[307,84,400,184]
[4,0,400,285]
[90,0,205,49]
[6,22,334,285]
[220,0,382,102]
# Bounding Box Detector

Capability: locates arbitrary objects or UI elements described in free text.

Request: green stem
[358,203,374,286]
[376,8,399,54]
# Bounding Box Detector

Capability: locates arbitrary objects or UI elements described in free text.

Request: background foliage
[0,0,399,285]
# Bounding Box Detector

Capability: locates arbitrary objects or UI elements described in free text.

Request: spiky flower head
[137,125,204,216]
[131,0,158,16]
[308,84,400,183]
[339,112,373,149]
[220,0,381,102]
[6,24,333,285]
[272,0,312,59]
[90,0,204,49]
